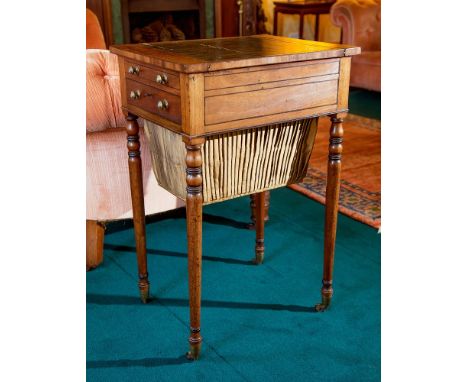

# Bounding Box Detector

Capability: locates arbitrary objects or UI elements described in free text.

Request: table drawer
[204,59,339,90]
[126,79,181,124]
[125,60,180,91]
[205,78,338,126]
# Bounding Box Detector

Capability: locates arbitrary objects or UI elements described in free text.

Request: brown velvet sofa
[331,0,381,92]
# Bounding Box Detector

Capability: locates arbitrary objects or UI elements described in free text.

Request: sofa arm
[331,0,381,51]
[86,49,127,133]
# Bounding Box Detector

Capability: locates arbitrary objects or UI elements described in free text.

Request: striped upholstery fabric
[86,128,184,221]
[86,50,127,133]
[86,8,182,223]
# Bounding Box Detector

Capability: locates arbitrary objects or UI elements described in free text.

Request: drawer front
[205,79,338,126]
[205,59,339,90]
[126,79,181,124]
[125,60,180,91]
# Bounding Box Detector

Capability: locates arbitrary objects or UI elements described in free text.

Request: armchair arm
[331,0,381,51]
[86,49,127,133]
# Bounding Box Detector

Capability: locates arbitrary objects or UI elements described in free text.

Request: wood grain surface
[110,35,360,73]
[126,79,182,124]
[125,60,180,92]
[205,79,337,125]
[204,59,339,90]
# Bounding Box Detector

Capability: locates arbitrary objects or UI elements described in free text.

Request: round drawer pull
[128,66,140,75]
[157,99,169,110]
[155,74,168,85]
[129,90,141,100]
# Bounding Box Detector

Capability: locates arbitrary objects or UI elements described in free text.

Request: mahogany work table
[110,35,360,360]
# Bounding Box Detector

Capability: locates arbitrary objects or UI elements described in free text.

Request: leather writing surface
[111,35,360,73]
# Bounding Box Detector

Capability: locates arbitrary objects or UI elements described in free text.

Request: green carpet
[87,188,380,381]
[349,88,381,120]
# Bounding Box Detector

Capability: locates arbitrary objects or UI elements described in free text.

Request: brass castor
[252,251,264,265]
[139,283,150,304]
[186,342,202,360]
[253,238,264,265]
[314,295,331,312]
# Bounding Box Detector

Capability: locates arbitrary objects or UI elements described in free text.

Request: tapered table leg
[253,191,266,265]
[126,114,149,303]
[315,114,344,312]
[184,138,204,360]
[248,191,270,230]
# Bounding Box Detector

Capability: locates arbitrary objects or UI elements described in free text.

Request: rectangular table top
[110,34,360,73]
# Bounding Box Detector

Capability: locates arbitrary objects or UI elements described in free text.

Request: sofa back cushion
[86,50,127,132]
[86,8,106,49]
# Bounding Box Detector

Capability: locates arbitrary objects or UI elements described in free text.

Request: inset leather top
[110,35,360,73]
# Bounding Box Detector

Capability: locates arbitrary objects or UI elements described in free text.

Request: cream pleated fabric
[144,118,318,205]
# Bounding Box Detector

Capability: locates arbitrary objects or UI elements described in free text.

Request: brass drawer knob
[157,99,169,110]
[129,90,141,100]
[128,66,140,75]
[155,74,168,85]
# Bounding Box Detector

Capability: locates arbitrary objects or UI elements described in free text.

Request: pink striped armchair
[86,9,184,269]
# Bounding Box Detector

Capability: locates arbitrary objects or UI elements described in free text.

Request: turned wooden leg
[273,9,278,36]
[315,14,320,40]
[126,114,149,303]
[248,191,270,229]
[184,138,204,360]
[315,114,344,312]
[86,220,105,270]
[253,191,266,265]
[299,13,304,39]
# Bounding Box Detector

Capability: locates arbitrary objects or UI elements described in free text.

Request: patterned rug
[289,114,381,229]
